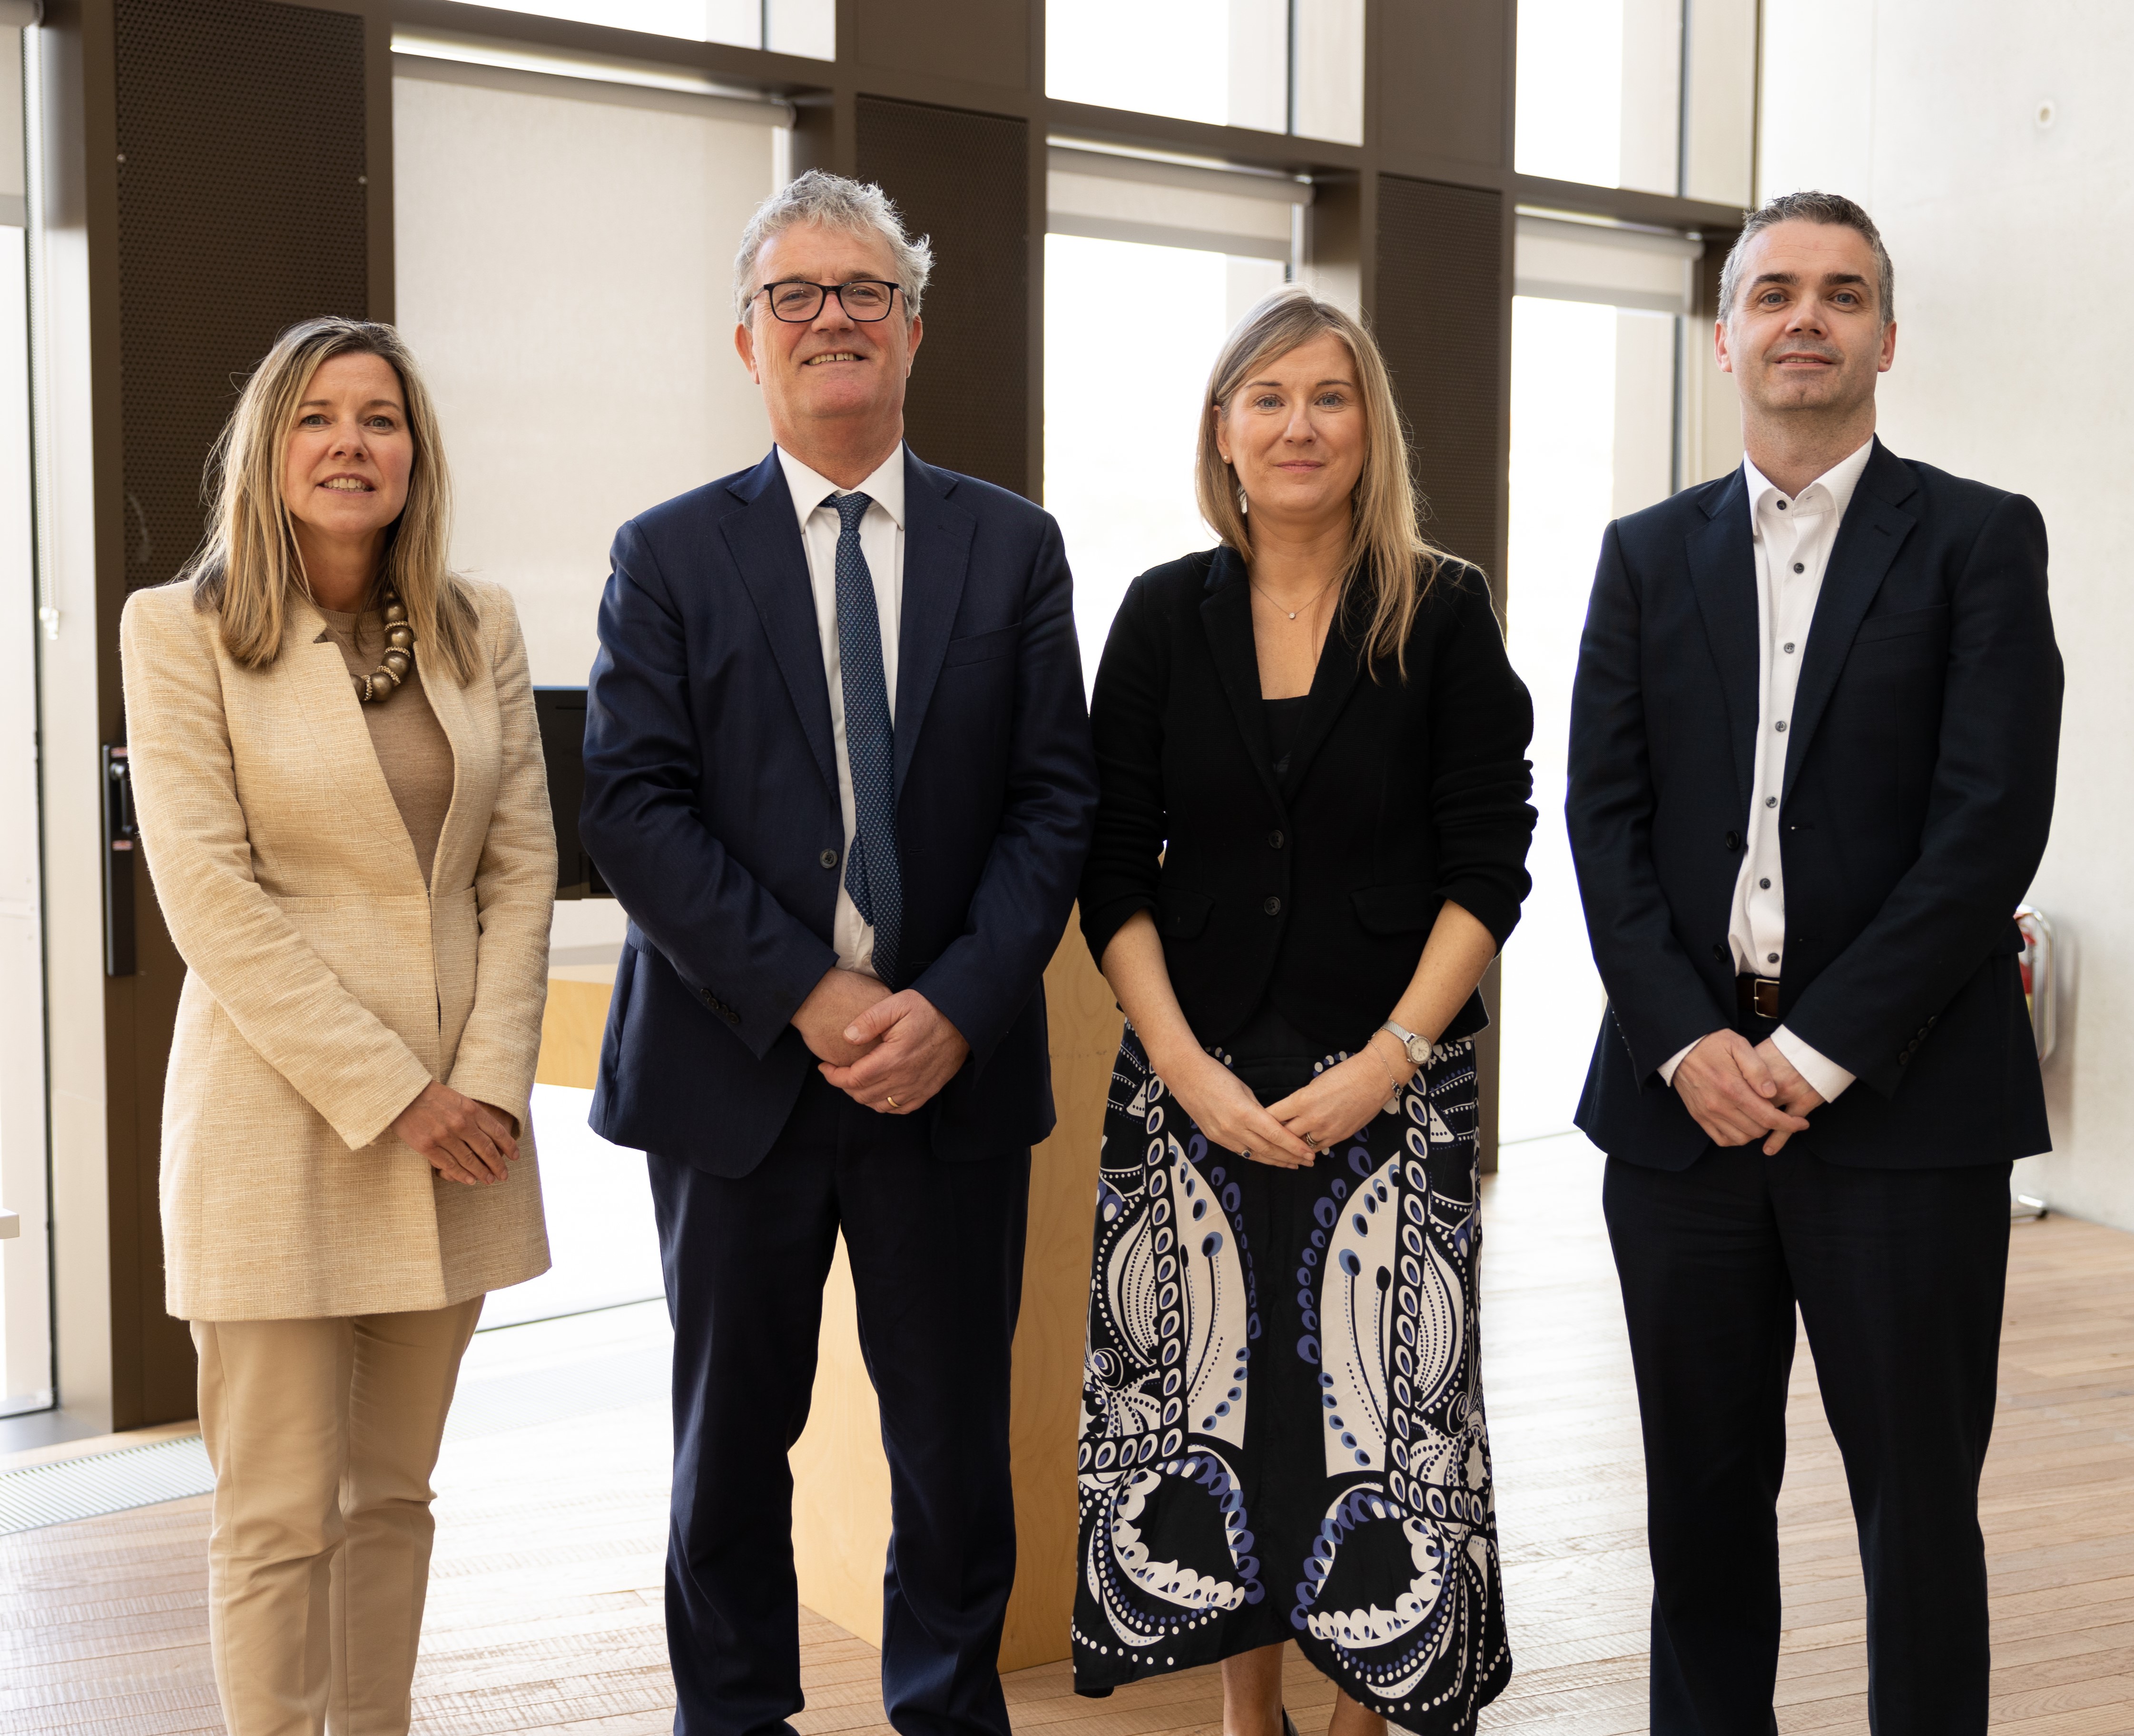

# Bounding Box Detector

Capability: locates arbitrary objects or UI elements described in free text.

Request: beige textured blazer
[121,578,555,1321]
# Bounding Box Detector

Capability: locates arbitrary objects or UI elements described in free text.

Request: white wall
[1761,0,2134,1227]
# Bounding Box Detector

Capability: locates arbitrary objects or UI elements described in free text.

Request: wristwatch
[1379,1020,1432,1068]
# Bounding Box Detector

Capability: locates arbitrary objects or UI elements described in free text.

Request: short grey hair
[732,169,934,324]
[1718,190,1895,326]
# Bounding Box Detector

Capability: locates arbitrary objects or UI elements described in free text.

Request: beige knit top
[316,606,456,885]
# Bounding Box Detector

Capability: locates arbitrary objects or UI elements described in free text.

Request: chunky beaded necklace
[353,587,416,703]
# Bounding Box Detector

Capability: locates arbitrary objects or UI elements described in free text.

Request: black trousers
[1602,1123,2011,1736]
[647,1072,1032,1736]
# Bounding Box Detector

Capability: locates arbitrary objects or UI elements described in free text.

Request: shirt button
[1263,896,1282,916]
[819,848,839,869]
[1765,796,1778,808]
[1759,878,1770,889]
[1767,953,1779,964]
[1792,563,1805,574]
[1267,829,1285,849]
[1777,499,1790,510]
[1775,720,1787,732]
[1783,642,1796,654]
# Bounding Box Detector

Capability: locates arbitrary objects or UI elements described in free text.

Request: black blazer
[1566,438,2062,1171]
[581,449,1098,1176]
[1079,545,1535,1051]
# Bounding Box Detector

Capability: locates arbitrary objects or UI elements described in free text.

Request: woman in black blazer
[1070,289,1535,1736]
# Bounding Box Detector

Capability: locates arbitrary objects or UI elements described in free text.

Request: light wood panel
[10,1136,2130,1732]
[533,976,612,1090]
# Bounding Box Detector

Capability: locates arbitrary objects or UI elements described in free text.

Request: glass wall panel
[1043,233,1284,681]
[438,0,836,60]
[1292,0,1365,146]
[1499,297,1676,1144]
[1682,0,1757,206]
[1048,0,1285,131]
[1515,0,1683,194]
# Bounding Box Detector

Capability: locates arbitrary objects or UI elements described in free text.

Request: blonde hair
[1195,287,1450,677]
[184,317,480,682]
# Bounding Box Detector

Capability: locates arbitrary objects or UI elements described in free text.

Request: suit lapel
[1686,471,1761,810]
[1198,546,1285,810]
[285,597,422,877]
[1281,594,1366,795]
[721,452,839,799]
[1781,439,1918,803]
[892,449,975,799]
[418,626,475,880]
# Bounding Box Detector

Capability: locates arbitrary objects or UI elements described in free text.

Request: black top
[1080,543,1537,1055]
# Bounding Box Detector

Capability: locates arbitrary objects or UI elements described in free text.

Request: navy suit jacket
[1566,439,2062,1171]
[580,448,1098,1176]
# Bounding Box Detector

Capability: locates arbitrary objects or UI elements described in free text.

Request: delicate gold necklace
[1249,571,1340,622]
[352,587,416,703]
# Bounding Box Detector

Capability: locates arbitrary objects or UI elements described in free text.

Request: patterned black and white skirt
[1071,1026,1511,1733]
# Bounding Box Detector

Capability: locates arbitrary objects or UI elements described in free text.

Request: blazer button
[726,1008,741,1027]
[819,848,839,869]
[1267,829,1285,849]
[1724,830,1741,851]
[1711,943,1727,962]
[1263,896,1282,916]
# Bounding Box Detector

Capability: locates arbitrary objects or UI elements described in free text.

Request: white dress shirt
[1658,438,1875,1105]
[776,443,906,979]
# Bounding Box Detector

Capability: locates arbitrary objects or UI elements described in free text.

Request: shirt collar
[1741,435,1876,530]
[777,443,907,533]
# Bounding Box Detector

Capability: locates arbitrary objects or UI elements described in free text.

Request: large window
[436,0,835,59]
[1515,0,1757,204]
[1048,0,1363,146]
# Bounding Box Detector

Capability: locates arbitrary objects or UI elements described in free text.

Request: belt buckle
[1752,976,1781,1019]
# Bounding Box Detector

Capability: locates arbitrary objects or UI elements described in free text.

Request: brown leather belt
[1736,974,1782,1020]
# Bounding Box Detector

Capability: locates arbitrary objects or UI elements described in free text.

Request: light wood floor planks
[3,1133,2130,1733]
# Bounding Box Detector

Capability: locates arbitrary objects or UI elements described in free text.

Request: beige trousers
[191,1297,483,1736]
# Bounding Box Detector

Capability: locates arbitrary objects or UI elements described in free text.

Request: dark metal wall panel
[105,0,370,1425]
[1373,174,1507,579]
[115,0,368,598]
[854,96,1030,498]
[1376,0,1511,173]
[852,0,1030,89]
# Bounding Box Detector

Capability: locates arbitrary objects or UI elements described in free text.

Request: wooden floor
[5,1133,2131,1734]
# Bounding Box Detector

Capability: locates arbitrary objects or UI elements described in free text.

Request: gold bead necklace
[353,587,416,703]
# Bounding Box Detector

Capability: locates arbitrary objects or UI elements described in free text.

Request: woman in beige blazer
[120,316,554,1736]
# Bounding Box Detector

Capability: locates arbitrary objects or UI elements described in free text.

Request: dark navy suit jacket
[1566,439,2062,1170]
[580,448,1097,1176]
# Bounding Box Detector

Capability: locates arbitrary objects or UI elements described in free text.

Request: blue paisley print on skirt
[1071,1025,1511,1732]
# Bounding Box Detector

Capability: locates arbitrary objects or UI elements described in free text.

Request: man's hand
[1672,1029,1813,1151]
[793,967,893,1066]
[819,990,971,1115]
[1750,1037,1826,1154]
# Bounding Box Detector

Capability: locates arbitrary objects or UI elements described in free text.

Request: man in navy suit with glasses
[581,169,1097,1736]
[1568,191,2061,1735]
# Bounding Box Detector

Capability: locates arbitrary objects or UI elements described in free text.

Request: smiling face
[280,350,413,555]
[1717,218,1896,421]
[1213,331,1367,538]
[735,219,922,472]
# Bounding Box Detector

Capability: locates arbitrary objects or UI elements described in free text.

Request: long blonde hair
[184,317,480,682]
[1195,287,1451,677]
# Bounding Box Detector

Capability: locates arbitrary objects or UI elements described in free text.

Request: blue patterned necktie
[830,491,901,982]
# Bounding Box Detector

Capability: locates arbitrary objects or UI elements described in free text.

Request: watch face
[1407,1037,1431,1065]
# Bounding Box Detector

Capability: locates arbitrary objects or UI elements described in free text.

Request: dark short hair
[1718,190,1895,326]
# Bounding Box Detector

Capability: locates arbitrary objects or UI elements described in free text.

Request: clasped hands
[794,966,970,1115]
[1150,1033,1413,1172]
[1673,1029,1824,1154]
[392,1080,520,1186]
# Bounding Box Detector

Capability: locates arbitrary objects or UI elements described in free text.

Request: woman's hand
[391,1080,519,1186]
[1154,1046,1316,1170]
[1267,1042,1408,1155]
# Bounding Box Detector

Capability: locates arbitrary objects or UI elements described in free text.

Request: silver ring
[1303,1132,1321,1149]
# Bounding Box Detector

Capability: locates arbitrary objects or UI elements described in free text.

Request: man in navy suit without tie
[581,170,1097,1736]
[1567,192,2062,1735]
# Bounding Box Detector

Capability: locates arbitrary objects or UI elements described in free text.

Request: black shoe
[1282,1715,1299,1736]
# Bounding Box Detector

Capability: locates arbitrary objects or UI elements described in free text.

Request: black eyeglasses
[757,279,901,323]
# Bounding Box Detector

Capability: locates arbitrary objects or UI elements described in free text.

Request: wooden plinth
[533,923,1118,1671]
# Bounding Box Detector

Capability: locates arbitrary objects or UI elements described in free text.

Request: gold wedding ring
[885,1093,900,1109]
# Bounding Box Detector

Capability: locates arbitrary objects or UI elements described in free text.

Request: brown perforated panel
[1373,176,1506,576]
[855,96,1030,498]
[115,0,368,594]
